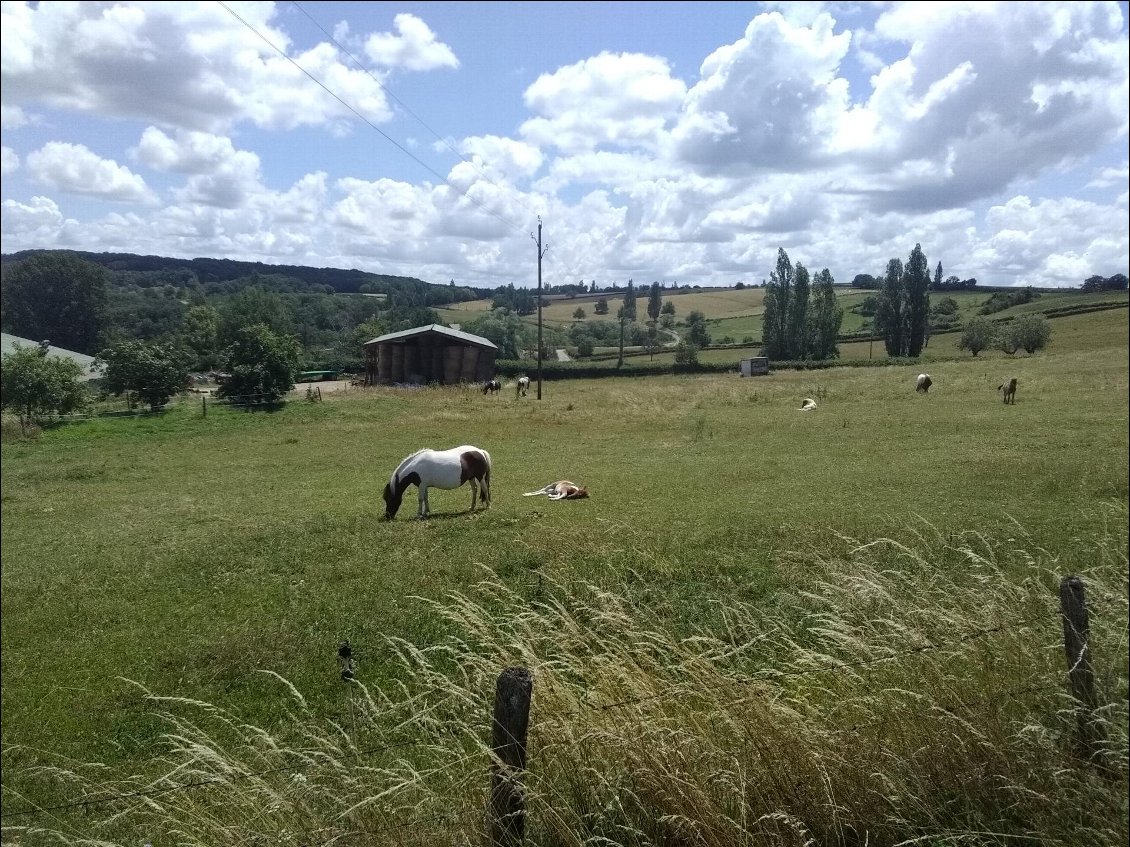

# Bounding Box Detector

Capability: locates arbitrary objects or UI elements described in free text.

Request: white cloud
[521,53,686,154]
[0,3,1126,289]
[1,146,19,176]
[134,127,245,174]
[836,1,1130,211]
[672,12,852,172]
[1,104,29,129]
[1,196,66,240]
[363,13,459,71]
[0,1,395,133]
[1087,162,1130,189]
[26,143,157,204]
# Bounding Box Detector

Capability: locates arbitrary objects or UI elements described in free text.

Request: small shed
[363,324,498,386]
[739,356,770,377]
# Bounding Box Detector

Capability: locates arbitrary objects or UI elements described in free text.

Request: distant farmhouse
[363,324,497,386]
[1,333,104,382]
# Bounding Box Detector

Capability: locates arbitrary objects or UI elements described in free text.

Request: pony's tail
[483,449,492,505]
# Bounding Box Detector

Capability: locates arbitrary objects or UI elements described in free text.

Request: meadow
[1,310,1128,845]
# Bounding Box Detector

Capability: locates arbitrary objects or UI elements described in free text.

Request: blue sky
[2,1,1127,289]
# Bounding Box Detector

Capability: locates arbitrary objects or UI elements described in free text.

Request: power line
[288,2,488,182]
[215,0,528,236]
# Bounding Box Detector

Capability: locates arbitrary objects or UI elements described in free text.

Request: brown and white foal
[523,480,589,500]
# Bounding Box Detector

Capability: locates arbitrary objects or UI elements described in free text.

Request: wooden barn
[363,324,498,386]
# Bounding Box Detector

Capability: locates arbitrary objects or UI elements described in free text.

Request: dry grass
[5,517,1126,846]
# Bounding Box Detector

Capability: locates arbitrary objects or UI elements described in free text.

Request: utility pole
[531,218,548,400]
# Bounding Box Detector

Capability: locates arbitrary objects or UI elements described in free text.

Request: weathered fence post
[488,666,533,846]
[1059,575,1103,756]
[202,395,207,418]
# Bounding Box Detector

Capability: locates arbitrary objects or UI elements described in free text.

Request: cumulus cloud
[1,104,29,129]
[672,12,852,172]
[0,1,394,132]
[363,14,459,71]
[26,143,157,204]
[521,53,686,154]
[1,146,19,176]
[0,3,1126,288]
[1,196,65,235]
[834,2,1130,211]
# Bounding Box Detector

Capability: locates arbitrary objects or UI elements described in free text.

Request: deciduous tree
[97,341,191,411]
[218,325,299,403]
[958,316,997,357]
[1,253,108,354]
[1,344,89,432]
[686,310,712,348]
[1008,314,1052,354]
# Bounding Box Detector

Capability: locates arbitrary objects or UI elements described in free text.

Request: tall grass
[5,516,1126,846]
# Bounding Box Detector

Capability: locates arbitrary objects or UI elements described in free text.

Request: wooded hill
[0,249,490,302]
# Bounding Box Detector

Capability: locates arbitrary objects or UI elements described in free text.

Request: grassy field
[2,307,1128,844]
[438,288,1128,361]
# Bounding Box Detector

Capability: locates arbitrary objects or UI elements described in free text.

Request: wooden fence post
[488,666,533,846]
[1059,575,1103,756]
[202,395,207,418]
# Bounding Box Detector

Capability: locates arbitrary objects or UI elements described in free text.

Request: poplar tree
[809,268,843,359]
[622,279,637,321]
[905,244,931,356]
[787,263,811,359]
[647,282,662,323]
[761,249,793,360]
[876,258,907,357]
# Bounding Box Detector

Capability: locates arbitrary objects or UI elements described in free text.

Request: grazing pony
[382,445,492,520]
[799,398,817,411]
[524,480,589,500]
[916,373,933,393]
[482,379,501,395]
[998,377,1018,404]
[516,376,530,397]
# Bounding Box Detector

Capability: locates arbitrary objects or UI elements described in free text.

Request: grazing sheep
[799,398,817,411]
[998,377,1018,404]
[915,373,933,393]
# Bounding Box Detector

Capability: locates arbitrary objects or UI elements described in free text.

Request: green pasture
[1,305,1127,842]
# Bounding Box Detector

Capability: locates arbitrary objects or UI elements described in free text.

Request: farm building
[363,324,498,386]
[739,356,770,377]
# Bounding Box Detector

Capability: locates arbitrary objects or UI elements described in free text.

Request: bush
[0,344,90,431]
[958,316,997,356]
[673,340,700,365]
[1006,314,1053,354]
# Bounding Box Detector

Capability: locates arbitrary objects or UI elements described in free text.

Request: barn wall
[365,333,497,385]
